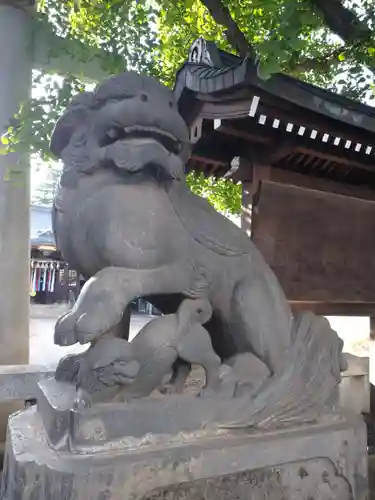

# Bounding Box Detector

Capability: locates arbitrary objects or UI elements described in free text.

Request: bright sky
[31,156,52,198]
[31,72,95,199]
[31,73,61,199]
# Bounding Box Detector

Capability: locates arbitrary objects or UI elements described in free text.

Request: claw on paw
[54,310,105,346]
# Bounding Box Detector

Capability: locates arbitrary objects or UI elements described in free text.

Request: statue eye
[197,308,203,314]
[140,93,148,102]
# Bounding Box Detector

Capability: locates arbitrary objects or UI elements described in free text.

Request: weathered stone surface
[36,377,248,450]
[46,71,347,434]
[49,70,297,380]
[18,68,365,500]
[144,462,351,499]
[0,408,368,500]
[0,365,54,402]
[72,299,223,405]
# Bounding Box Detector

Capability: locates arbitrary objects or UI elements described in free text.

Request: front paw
[55,354,83,383]
[55,311,103,346]
[54,310,79,346]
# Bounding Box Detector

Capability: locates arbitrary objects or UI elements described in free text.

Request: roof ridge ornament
[188,38,223,68]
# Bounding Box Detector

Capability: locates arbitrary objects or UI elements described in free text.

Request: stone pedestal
[0,379,369,500]
[340,354,370,415]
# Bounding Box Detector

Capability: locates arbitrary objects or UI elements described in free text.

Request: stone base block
[0,408,368,500]
[340,354,370,415]
[35,378,251,450]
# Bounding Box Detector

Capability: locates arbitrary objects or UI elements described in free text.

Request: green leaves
[6,0,375,215]
[8,0,161,159]
[258,57,283,80]
[186,172,242,216]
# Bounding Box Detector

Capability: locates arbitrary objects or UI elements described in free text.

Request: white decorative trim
[248,95,260,117]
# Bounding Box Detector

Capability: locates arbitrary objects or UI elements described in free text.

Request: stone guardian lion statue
[50,71,345,426]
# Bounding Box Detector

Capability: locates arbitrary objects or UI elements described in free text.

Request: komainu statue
[50,70,346,427]
[1,63,366,500]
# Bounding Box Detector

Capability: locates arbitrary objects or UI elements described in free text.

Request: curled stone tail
[223,312,344,429]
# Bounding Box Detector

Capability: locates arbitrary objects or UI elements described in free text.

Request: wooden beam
[208,163,220,176]
[200,100,375,154]
[291,301,375,317]
[190,155,227,168]
[267,141,295,162]
[257,166,375,202]
[213,121,375,173]
[198,79,375,142]
[294,146,375,174]
[248,76,375,142]
[226,159,375,201]
[214,123,270,144]
[370,317,375,340]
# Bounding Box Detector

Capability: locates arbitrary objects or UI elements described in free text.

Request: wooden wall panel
[252,180,375,303]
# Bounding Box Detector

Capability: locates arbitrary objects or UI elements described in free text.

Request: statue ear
[59,127,96,175]
[107,360,140,382]
[94,360,140,386]
[92,345,136,371]
[50,91,94,158]
[50,117,75,158]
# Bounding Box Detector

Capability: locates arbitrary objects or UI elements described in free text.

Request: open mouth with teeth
[100,125,183,156]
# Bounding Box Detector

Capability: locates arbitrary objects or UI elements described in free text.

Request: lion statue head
[50,71,191,182]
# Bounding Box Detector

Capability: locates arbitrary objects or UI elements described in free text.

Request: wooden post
[63,264,69,302]
[237,158,270,239]
[370,317,375,340]
[75,272,81,299]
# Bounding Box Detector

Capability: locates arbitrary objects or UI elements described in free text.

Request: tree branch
[290,47,345,74]
[200,0,373,73]
[310,0,372,43]
[199,0,254,58]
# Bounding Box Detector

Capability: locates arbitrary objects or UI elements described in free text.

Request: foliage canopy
[3,0,375,213]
